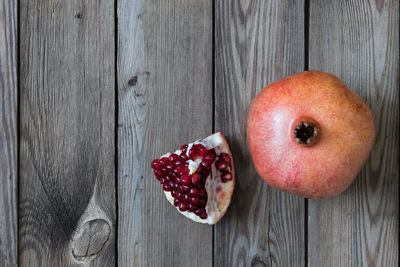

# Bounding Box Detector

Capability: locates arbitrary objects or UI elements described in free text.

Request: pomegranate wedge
[151,132,235,224]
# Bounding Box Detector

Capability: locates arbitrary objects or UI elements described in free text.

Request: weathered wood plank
[308,0,399,266]
[214,0,305,266]
[0,0,18,266]
[19,0,116,266]
[117,0,213,266]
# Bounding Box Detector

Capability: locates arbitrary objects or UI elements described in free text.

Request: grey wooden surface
[19,0,115,266]
[0,0,398,266]
[214,0,305,266]
[308,0,399,266]
[117,0,213,266]
[0,0,18,266]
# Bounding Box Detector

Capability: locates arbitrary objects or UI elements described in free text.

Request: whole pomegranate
[247,71,375,199]
[151,133,235,224]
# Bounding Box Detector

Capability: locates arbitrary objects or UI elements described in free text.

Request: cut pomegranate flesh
[151,132,235,224]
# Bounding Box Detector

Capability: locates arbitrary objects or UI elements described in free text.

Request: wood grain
[19,0,116,266]
[117,0,213,266]
[0,0,18,266]
[308,0,399,266]
[214,0,305,266]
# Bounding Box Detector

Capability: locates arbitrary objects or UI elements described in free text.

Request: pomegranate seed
[180,154,188,160]
[175,177,181,184]
[200,212,207,219]
[190,197,200,205]
[215,159,228,171]
[200,176,207,184]
[168,181,174,188]
[194,144,207,156]
[179,203,187,211]
[201,158,214,168]
[180,175,191,185]
[171,190,177,198]
[161,167,167,173]
[165,175,172,182]
[197,166,211,177]
[174,198,180,206]
[173,182,179,189]
[159,177,166,184]
[198,199,206,207]
[179,168,189,176]
[189,188,200,197]
[181,144,188,151]
[162,184,171,191]
[169,153,179,162]
[187,203,197,212]
[199,189,206,197]
[221,172,232,182]
[173,165,181,174]
[189,149,197,160]
[175,158,185,166]
[195,208,205,216]
[176,192,183,200]
[183,194,190,203]
[154,169,162,177]
[165,162,174,171]
[220,153,230,163]
[159,157,169,166]
[204,152,216,162]
[191,173,201,185]
[151,159,161,170]
[180,185,190,193]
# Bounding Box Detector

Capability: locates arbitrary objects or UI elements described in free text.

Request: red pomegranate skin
[247,71,375,199]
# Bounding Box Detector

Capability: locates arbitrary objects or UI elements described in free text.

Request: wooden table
[0,0,398,266]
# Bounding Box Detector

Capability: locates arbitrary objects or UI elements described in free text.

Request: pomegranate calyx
[293,118,320,146]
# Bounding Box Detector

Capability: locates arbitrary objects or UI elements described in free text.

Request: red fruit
[151,133,235,224]
[247,71,376,199]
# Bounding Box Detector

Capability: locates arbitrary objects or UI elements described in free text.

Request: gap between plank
[17,0,21,265]
[114,0,119,265]
[212,0,216,266]
[304,0,310,266]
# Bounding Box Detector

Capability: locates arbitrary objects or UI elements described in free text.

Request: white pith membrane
[153,132,235,225]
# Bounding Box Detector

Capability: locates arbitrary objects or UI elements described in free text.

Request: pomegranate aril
[174,198,180,207]
[165,175,172,182]
[189,188,200,197]
[159,157,169,166]
[168,181,174,188]
[204,152,216,162]
[220,153,231,163]
[177,192,183,200]
[180,185,190,193]
[187,203,197,212]
[215,159,228,171]
[191,173,201,185]
[169,153,179,162]
[179,203,187,212]
[195,208,205,216]
[197,166,211,177]
[201,159,214,168]
[199,189,206,197]
[200,212,207,219]
[183,194,190,203]
[198,199,206,207]
[173,165,182,174]
[194,144,207,156]
[221,172,232,182]
[189,149,197,160]
[175,159,185,166]
[180,153,188,160]
[173,182,179,189]
[159,177,166,184]
[154,169,162,176]
[190,197,200,205]
[171,190,177,198]
[179,168,189,176]
[151,159,161,170]
[181,144,188,151]
[180,175,191,185]
[161,167,167,173]
[165,162,174,171]
[163,184,171,191]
